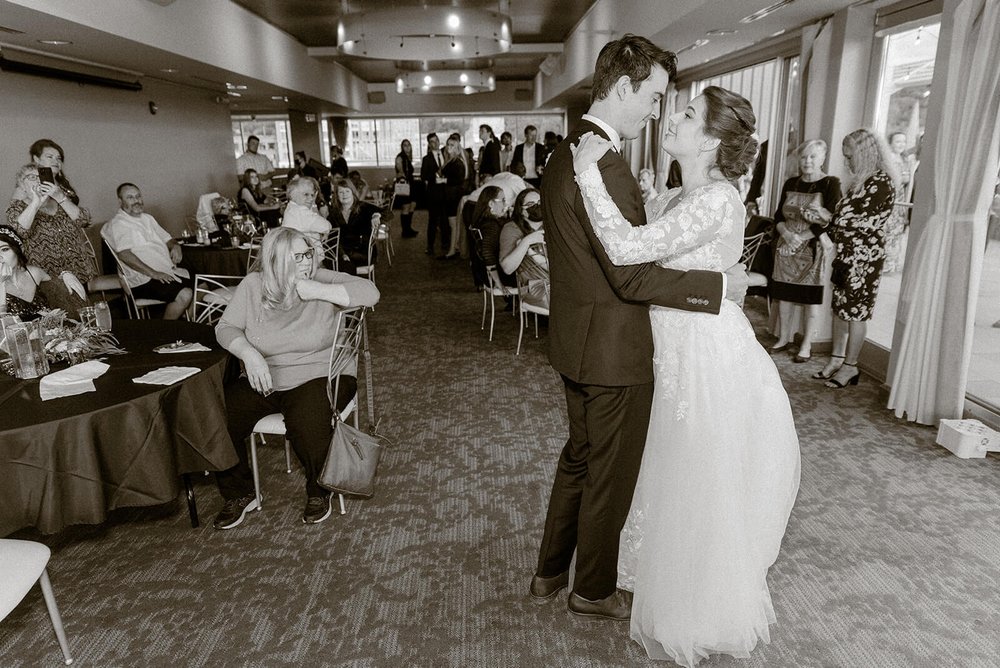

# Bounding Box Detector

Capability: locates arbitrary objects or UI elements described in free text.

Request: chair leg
[488,293,496,341]
[284,439,292,473]
[481,290,487,330]
[337,494,346,515]
[249,434,262,508]
[38,570,73,665]
[534,313,539,338]
[516,308,525,355]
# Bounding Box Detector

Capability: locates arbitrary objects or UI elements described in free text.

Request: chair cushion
[0,539,50,619]
[253,412,287,435]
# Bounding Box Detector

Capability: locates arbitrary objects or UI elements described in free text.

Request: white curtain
[887,0,1000,424]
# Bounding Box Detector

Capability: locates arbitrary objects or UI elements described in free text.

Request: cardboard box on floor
[935,419,1000,459]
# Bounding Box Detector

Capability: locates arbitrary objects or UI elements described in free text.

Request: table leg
[182,473,199,527]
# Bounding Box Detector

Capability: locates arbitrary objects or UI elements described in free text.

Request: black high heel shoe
[812,355,845,380]
[825,363,860,388]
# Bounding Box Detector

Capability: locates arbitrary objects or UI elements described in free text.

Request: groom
[531,35,748,620]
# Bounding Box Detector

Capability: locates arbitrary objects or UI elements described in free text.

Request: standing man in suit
[420,133,449,256]
[531,34,747,620]
[478,124,501,183]
[512,125,546,188]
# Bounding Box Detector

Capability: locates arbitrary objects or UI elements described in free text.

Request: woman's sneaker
[213,493,260,530]
[303,495,333,524]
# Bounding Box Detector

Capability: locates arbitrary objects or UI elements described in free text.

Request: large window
[867,20,940,350]
[338,114,565,167]
[231,116,294,169]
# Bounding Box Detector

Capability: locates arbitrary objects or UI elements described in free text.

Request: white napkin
[132,366,201,386]
[156,342,211,354]
[39,361,110,401]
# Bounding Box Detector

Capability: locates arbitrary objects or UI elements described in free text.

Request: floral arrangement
[39,309,126,364]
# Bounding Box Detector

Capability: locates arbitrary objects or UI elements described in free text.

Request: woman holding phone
[5,159,92,316]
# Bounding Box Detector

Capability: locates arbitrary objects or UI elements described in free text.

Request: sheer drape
[887,0,1000,424]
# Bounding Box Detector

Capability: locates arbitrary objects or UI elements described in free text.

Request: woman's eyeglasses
[293,248,316,262]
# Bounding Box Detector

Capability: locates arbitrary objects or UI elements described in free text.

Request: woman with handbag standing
[394,139,418,238]
[211,227,380,529]
[769,139,842,362]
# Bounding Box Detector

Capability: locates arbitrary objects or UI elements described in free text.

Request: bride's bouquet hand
[571,132,613,175]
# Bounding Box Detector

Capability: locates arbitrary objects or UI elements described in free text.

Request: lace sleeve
[576,164,730,265]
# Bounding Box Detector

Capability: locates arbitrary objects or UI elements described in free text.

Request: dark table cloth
[0,320,238,535]
[180,243,251,277]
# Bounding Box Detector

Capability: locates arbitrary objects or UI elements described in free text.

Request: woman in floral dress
[806,128,897,388]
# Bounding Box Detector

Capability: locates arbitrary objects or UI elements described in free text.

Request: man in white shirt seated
[236,135,275,189]
[101,183,192,319]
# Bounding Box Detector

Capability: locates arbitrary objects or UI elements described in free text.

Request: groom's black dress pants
[536,376,654,601]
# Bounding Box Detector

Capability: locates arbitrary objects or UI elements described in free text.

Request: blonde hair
[260,227,311,310]
[13,164,39,202]
[843,129,899,194]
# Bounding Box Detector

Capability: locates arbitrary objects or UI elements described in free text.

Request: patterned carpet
[3,211,1000,667]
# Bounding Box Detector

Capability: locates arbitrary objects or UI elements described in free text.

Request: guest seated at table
[469,186,515,290]
[499,187,548,308]
[101,183,192,320]
[281,176,331,247]
[348,170,371,201]
[239,169,281,228]
[6,163,92,317]
[212,227,380,528]
[0,225,50,320]
[328,176,378,272]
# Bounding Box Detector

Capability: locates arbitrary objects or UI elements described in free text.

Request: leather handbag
[318,418,387,498]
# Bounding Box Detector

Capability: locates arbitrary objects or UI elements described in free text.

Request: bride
[571,86,800,666]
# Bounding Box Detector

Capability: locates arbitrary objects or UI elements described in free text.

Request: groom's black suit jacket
[543,120,723,387]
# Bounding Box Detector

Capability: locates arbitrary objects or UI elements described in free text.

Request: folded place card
[155,342,212,354]
[39,360,110,401]
[132,366,201,386]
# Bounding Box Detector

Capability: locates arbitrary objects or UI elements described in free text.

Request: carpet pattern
[3,211,1000,667]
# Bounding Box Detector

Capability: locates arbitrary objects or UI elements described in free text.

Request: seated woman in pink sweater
[212,227,380,529]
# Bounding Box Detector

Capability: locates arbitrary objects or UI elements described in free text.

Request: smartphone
[37,167,55,185]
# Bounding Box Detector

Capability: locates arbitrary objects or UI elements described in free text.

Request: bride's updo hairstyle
[701,86,759,181]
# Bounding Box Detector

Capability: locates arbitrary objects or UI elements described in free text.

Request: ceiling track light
[739,0,796,24]
[337,6,511,60]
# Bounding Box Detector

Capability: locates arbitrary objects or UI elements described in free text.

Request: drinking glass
[94,301,113,331]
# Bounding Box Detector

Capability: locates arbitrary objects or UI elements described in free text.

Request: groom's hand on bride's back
[723,264,750,304]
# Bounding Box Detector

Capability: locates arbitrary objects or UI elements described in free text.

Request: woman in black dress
[394,140,417,238]
[328,176,378,273]
[806,128,897,388]
[770,139,842,362]
[442,137,467,259]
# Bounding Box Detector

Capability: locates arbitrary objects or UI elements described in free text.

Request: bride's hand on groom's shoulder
[723,263,750,305]
[571,132,612,174]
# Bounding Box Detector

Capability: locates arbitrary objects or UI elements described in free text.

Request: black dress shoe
[401,230,418,238]
[567,590,632,621]
[529,571,569,601]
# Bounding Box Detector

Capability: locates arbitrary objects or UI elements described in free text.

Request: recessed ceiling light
[37,39,72,45]
[771,28,786,37]
[160,68,179,73]
[225,83,248,90]
[676,38,710,55]
[271,95,287,101]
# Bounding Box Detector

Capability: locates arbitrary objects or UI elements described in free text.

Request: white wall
[0,71,236,234]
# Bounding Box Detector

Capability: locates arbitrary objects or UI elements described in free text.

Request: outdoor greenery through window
[231,116,294,169]
[338,114,565,167]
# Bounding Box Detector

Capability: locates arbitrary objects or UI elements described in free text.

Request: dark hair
[701,86,759,181]
[591,34,677,104]
[426,132,438,143]
[242,169,262,196]
[480,124,494,138]
[448,132,462,142]
[0,225,28,268]
[295,150,306,161]
[500,131,512,141]
[247,135,260,144]
[331,176,362,216]
[116,182,140,200]
[512,187,540,235]
[472,186,503,227]
[29,138,79,205]
[524,125,537,136]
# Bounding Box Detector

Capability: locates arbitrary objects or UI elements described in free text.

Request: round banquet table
[180,242,251,277]
[0,319,239,536]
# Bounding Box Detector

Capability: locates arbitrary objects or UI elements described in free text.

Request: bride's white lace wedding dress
[576,165,801,667]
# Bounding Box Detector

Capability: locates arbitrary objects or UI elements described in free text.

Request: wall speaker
[368,91,386,104]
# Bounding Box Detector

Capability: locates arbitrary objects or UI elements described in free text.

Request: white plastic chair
[248,307,368,516]
[0,539,73,665]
